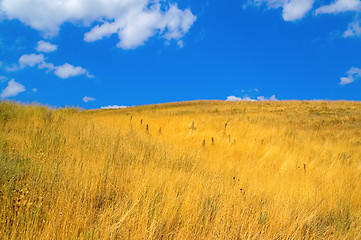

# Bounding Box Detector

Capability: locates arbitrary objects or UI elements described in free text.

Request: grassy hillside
[0,100,361,239]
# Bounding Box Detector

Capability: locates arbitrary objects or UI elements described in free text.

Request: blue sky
[0,0,360,109]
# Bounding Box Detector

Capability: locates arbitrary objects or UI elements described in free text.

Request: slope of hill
[1,100,360,239]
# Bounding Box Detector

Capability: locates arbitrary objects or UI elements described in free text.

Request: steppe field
[0,100,361,239]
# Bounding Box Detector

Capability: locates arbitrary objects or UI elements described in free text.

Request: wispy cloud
[344,17,361,37]
[0,75,7,82]
[315,0,361,15]
[257,95,277,101]
[1,79,25,98]
[247,0,361,39]
[177,40,184,48]
[5,65,21,72]
[83,96,96,103]
[340,67,361,85]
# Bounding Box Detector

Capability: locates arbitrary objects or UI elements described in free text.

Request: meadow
[0,100,360,239]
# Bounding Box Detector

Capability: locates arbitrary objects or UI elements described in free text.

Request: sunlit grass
[0,100,360,239]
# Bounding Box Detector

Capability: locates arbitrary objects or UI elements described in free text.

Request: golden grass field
[0,100,361,239]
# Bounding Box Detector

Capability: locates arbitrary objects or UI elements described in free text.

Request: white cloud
[282,0,314,21]
[177,40,184,48]
[0,0,145,37]
[313,1,361,39]
[269,95,277,101]
[38,61,56,71]
[5,64,21,72]
[227,94,277,102]
[36,40,57,53]
[340,76,354,85]
[32,88,38,92]
[8,52,92,79]
[0,0,196,49]
[344,18,361,37]
[257,96,265,101]
[1,79,25,98]
[248,0,314,21]
[226,95,256,101]
[54,63,92,79]
[101,105,128,109]
[247,0,361,39]
[83,96,96,103]
[257,95,277,101]
[19,53,44,67]
[252,0,361,16]
[0,75,7,82]
[226,96,242,101]
[315,0,361,15]
[340,67,361,85]
[248,0,361,23]
[250,0,284,9]
[84,3,196,49]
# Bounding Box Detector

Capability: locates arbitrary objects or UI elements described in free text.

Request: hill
[0,100,360,239]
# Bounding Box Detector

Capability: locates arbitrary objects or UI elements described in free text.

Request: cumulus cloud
[101,105,128,109]
[38,61,56,71]
[0,0,145,36]
[8,52,93,79]
[226,95,256,101]
[36,40,57,53]
[247,0,314,21]
[227,94,277,101]
[315,0,361,15]
[340,67,361,85]
[83,96,96,103]
[0,0,196,49]
[19,53,44,67]
[84,3,196,49]
[54,63,93,79]
[1,79,25,98]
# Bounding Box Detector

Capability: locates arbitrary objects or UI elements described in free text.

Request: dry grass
[0,100,361,239]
